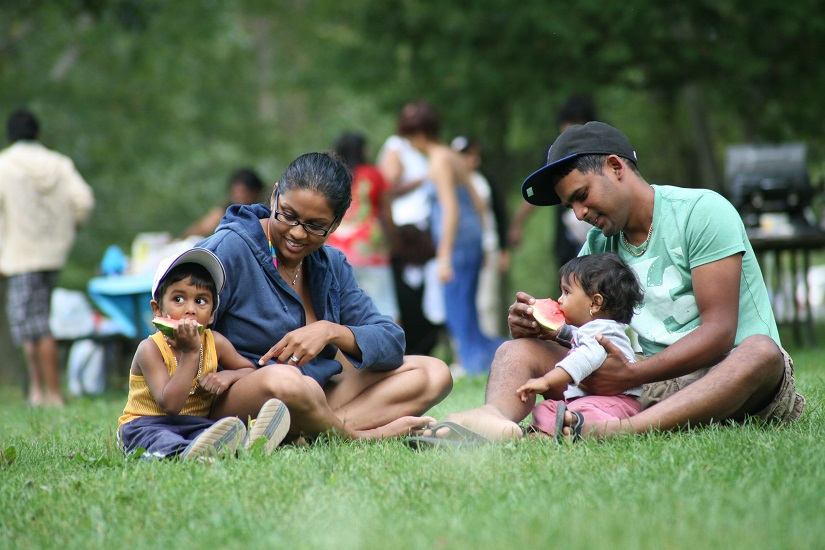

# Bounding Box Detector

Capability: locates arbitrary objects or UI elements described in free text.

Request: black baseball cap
[521,121,637,206]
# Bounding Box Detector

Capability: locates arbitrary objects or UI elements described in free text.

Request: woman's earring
[589,307,594,316]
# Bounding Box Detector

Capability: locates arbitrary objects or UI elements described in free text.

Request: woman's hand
[437,257,454,283]
[258,321,339,367]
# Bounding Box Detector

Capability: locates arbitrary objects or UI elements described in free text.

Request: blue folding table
[87,274,155,341]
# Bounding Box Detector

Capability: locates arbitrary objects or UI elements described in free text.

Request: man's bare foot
[44,394,65,408]
[28,390,45,407]
[440,405,523,442]
[355,415,437,440]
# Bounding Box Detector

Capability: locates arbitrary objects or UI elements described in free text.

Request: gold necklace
[173,344,204,396]
[280,261,302,285]
[620,222,654,257]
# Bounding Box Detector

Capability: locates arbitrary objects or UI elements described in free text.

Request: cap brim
[520,153,578,206]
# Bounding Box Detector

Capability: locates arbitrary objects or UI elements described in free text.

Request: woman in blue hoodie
[199,152,452,442]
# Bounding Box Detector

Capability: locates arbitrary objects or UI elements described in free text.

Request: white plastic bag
[67,338,106,396]
[49,288,95,340]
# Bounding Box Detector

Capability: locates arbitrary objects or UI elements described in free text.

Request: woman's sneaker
[245,398,291,454]
[181,417,247,460]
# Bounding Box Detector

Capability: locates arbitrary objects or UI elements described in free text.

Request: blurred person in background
[183,167,264,238]
[327,132,399,320]
[451,135,510,338]
[399,101,504,376]
[377,104,442,355]
[0,108,95,407]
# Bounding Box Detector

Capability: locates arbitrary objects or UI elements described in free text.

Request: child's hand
[198,371,234,395]
[168,318,201,353]
[516,377,552,403]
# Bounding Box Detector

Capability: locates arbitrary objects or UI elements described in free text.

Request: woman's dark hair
[559,252,644,324]
[154,263,218,312]
[7,109,39,142]
[397,100,441,140]
[228,168,264,194]
[334,133,366,169]
[276,152,352,221]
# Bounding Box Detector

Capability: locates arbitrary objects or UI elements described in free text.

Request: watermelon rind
[152,317,204,338]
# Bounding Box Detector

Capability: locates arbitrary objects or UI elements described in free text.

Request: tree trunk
[684,83,721,193]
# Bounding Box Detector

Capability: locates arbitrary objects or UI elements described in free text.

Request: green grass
[1,354,823,550]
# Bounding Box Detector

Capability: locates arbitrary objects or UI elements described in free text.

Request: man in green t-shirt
[438,121,804,442]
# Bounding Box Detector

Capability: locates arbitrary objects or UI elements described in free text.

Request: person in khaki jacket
[0,109,94,407]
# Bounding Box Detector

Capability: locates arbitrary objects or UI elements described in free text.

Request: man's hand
[578,333,640,395]
[508,291,561,341]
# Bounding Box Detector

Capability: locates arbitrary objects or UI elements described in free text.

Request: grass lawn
[0,338,823,550]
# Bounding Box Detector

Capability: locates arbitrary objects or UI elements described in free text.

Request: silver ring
[289,355,299,363]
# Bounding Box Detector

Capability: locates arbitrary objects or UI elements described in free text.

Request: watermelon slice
[152,317,204,338]
[532,298,565,330]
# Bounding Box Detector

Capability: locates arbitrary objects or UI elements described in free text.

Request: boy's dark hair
[154,263,218,312]
[559,252,644,324]
[7,109,39,142]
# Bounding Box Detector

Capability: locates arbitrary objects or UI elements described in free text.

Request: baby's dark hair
[559,253,643,324]
[153,263,218,312]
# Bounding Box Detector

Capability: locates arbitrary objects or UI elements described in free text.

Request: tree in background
[0,0,823,288]
[313,0,824,186]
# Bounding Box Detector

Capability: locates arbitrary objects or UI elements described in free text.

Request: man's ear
[150,300,162,318]
[606,155,624,178]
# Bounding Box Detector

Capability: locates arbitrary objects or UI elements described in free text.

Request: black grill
[725,143,812,227]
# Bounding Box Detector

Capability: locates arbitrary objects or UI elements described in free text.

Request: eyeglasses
[272,191,336,237]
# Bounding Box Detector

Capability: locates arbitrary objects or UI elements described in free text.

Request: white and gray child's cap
[151,247,226,308]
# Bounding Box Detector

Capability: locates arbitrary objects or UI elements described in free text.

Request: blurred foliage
[1,0,824,291]
[316,0,825,173]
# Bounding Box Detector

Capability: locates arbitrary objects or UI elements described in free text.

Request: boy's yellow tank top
[118,329,218,428]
